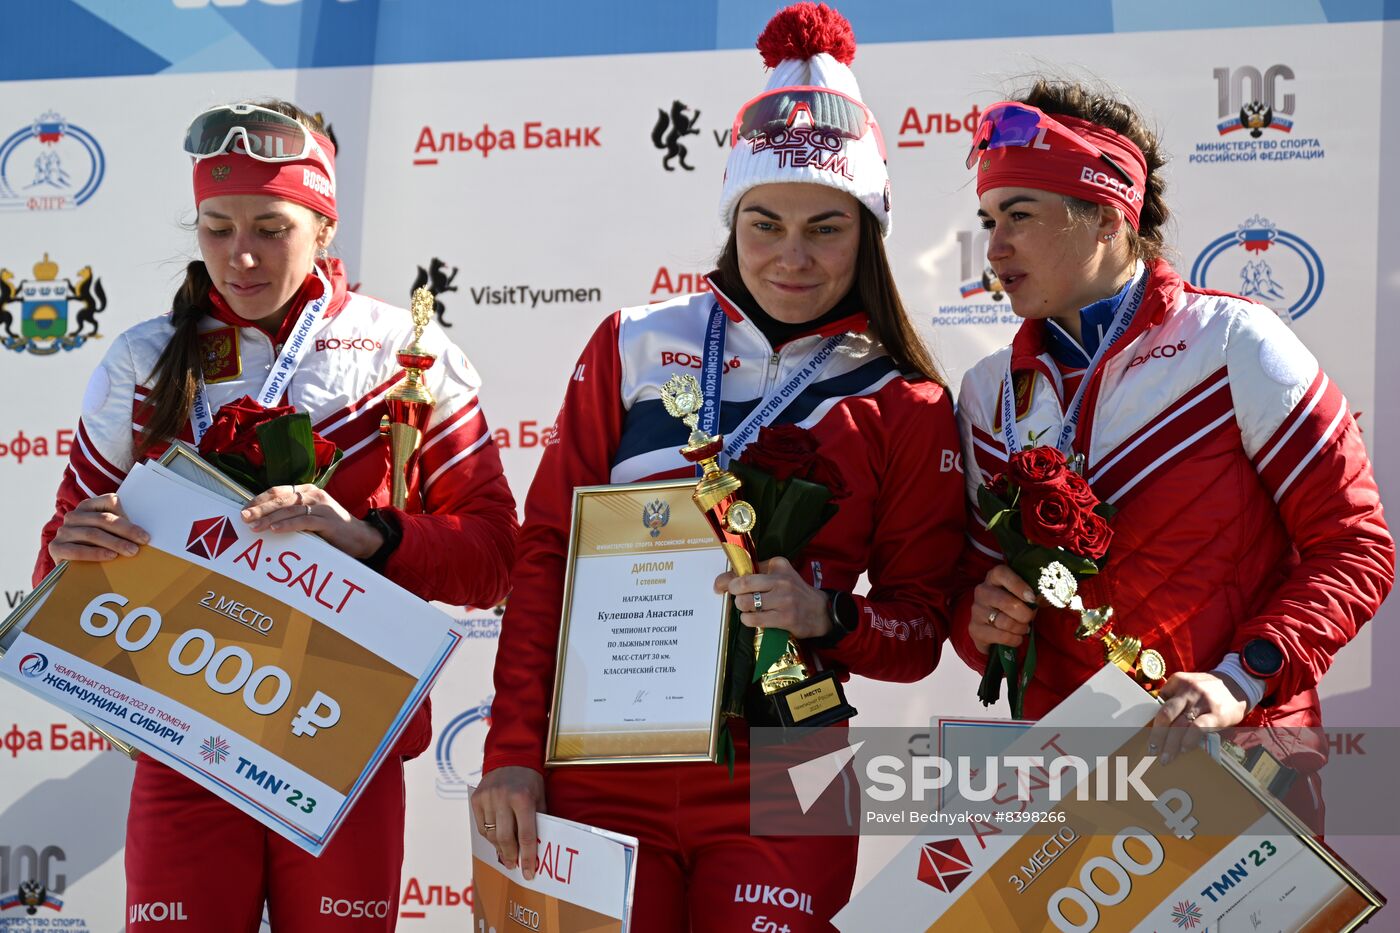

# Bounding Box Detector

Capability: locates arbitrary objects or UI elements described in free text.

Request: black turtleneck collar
[712,272,862,349]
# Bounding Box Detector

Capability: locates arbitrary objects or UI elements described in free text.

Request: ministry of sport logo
[1189,65,1324,166]
[930,228,1018,329]
[1190,215,1324,323]
[0,112,106,212]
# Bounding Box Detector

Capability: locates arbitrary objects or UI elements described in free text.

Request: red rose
[1009,446,1067,487]
[198,396,297,468]
[986,471,1013,501]
[802,452,850,501]
[1019,487,1078,551]
[740,425,818,482]
[312,432,338,473]
[739,424,848,499]
[1060,470,1100,510]
[1070,512,1112,560]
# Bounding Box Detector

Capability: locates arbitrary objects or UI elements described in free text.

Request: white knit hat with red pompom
[719,3,891,235]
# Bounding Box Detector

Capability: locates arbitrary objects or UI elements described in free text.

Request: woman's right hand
[968,564,1037,655]
[48,494,150,563]
[471,765,546,879]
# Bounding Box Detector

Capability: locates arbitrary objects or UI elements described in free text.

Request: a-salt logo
[917,838,973,893]
[186,516,239,561]
[0,112,105,212]
[1190,215,1323,322]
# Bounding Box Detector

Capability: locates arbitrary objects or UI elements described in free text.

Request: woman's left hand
[714,557,831,640]
[1146,671,1249,764]
[241,484,383,559]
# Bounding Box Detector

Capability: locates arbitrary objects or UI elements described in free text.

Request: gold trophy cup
[659,373,856,730]
[380,287,438,509]
[1037,563,1167,691]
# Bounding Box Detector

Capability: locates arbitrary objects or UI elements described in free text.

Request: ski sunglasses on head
[967,101,1134,187]
[733,86,886,160]
[184,103,336,189]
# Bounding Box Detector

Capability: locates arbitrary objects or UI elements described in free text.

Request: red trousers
[124,755,407,931]
[545,746,859,933]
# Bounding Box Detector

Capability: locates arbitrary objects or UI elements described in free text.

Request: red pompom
[756,2,856,68]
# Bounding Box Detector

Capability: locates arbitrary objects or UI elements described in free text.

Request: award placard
[836,666,1384,931]
[0,455,460,856]
[546,480,732,765]
[469,786,637,931]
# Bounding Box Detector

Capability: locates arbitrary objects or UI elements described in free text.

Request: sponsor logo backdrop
[2,5,1396,929]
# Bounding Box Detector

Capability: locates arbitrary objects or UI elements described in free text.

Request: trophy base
[745,669,858,733]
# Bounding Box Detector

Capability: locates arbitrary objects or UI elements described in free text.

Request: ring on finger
[987,608,999,626]
[294,489,304,506]
[305,504,313,517]
[752,592,764,612]
[482,821,496,831]
[1184,709,1198,723]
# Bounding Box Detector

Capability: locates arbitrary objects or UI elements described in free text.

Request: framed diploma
[546,480,733,765]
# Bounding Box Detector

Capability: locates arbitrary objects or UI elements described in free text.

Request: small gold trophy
[380,287,438,509]
[1037,562,1167,690]
[659,373,856,730]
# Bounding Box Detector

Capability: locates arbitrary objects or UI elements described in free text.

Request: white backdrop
[2,9,1396,931]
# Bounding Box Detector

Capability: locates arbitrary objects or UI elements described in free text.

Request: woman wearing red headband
[953,80,1393,830]
[35,100,517,930]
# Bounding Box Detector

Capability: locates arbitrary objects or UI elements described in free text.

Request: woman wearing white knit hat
[475,5,965,927]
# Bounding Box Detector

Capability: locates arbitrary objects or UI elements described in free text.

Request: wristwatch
[1240,638,1284,680]
[362,507,403,572]
[811,589,857,649]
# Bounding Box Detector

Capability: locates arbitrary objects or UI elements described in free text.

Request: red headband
[191,132,338,221]
[975,113,1147,229]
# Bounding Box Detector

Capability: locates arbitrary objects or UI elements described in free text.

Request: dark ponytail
[134,261,212,457]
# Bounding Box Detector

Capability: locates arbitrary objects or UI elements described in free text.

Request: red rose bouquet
[976,446,1114,718]
[197,395,340,493]
[723,425,846,717]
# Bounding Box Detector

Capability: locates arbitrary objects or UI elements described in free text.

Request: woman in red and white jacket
[473,6,965,930]
[953,79,1393,830]
[36,100,516,931]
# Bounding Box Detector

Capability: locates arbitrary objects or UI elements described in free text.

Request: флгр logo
[1190,215,1324,323]
[0,111,105,212]
[435,696,493,798]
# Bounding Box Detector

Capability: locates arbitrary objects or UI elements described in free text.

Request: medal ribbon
[696,301,846,474]
[1000,263,1146,457]
[190,264,334,443]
